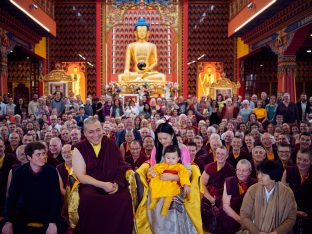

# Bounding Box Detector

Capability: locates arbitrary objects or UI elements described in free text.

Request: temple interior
[0,0,311,100]
[0,1,312,234]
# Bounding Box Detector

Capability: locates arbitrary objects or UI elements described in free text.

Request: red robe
[217,176,256,233]
[204,162,236,207]
[125,150,148,170]
[226,150,251,168]
[74,137,133,234]
[201,162,235,232]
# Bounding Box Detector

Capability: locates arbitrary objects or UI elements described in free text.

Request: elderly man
[2,142,67,234]
[60,128,71,145]
[50,115,61,132]
[197,136,222,172]
[126,140,148,170]
[139,127,155,140]
[47,137,63,167]
[70,129,81,148]
[5,132,20,156]
[57,144,75,196]
[72,118,133,234]
[193,135,208,165]
[261,132,278,161]
[275,93,298,124]
[223,130,234,151]
[116,117,141,146]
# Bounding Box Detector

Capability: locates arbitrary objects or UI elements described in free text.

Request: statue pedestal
[117,80,167,97]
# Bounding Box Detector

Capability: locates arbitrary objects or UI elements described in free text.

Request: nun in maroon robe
[217,175,256,233]
[73,136,133,234]
[226,150,250,168]
[201,159,235,232]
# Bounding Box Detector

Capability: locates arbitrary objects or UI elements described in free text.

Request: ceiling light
[307,50,312,53]
[78,54,86,60]
[187,60,196,65]
[9,0,50,32]
[234,0,277,32]
[197,54,205,60]
[260,64,263,67]
[30,3,38,10]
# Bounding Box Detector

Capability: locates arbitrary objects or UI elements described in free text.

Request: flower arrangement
[132,83,153,98]
[105,82,122,97]
[164,82,179,98]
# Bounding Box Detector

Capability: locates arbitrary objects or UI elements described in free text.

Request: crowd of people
[0,90,311,234]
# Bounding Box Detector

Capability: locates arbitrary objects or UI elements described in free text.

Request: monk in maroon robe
[217,160,256,233]
[72,118,133,234]
[227,137,251,168]
[201,146,235,232]
[125,140,148,170]
[283,149,312,233]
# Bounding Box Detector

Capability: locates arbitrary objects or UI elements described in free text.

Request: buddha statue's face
[136,26,148,40]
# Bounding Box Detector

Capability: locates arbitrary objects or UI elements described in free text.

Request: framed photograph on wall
[214,88,232,99]
[49,82,68,97]
[121,94,139,105]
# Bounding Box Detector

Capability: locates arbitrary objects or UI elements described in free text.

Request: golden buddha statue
[118,18,166,82]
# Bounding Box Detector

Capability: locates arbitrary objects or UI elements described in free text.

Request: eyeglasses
[278,151,290,154]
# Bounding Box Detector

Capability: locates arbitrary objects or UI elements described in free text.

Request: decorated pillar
[0,28,11,95]
[268,30,296,101]
[277,55,296,101]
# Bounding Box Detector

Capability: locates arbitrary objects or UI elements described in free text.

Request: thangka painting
[197,62,223,98]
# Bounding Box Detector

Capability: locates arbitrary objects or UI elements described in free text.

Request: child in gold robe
[148,145,191,216]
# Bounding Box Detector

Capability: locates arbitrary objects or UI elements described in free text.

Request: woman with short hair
[240,160,297,234]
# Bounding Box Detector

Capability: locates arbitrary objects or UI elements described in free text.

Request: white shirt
[0,103,7,115]
[264,186,275,202]
[301,102,307,120]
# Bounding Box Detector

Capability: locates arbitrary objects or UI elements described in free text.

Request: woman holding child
[136,123,203,234]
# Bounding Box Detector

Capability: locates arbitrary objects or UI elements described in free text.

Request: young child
[148,145,191,216]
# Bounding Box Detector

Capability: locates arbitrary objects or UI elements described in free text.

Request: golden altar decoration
[209,77,241,99]
[43,63,73,97]
[118,81,167,96]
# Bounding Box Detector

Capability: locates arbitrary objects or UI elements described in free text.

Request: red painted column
[183,0,188,98]
[277,55,296,102]
[38,59,45,97]
[236,58,245,97]
[0,33,10,96]
[95,0,102,97]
